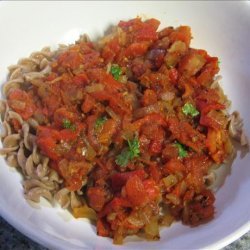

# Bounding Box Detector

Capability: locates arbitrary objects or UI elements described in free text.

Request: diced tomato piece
[184,155,212,191]
[36,137,60,161]
[196,88,220,103]
[200,110,228,130]
[197,101,225,115]
[169,26,192,46]
[145,18,161,31]
[143,179,160,200]
[183,190,195,202]
[178,51,206,77]
[134,25,158,42]
[102,38,121,62]
[206,128,229,164]
[87,114,100,151]
[125,175,149,207]
[99,197,131,218]
[118,18,141,30]
[141,89,157,106]
[87,187,108,212]
[98,119,117,145]
[163,159,186,175]
[81,94,96,113]
[8,89,36,120]
[130,113,167,132]
[169,68,178,84]
[38,122,84,163]
[119,18,159,43]
[162,144,179,160]
[124,42,149,58]
[97,218,110,237]
[57,50,83,70]
[53,107,78,128]
[87,69,124,92]
[182,82,194,98]
[103,73,125,92]
[139,71,169,92]
[110,169,147,191]
[150,140,162,154]
[158,27,174,39]
[37,126,60,140]
[148,164,161,183]
[59,129,78,141]
[58,160,91,191]
[73,73,89,85]
[168,118,206,153]
[90,91,128,116]
[197,57,219,86]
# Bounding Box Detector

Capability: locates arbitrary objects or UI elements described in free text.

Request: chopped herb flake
[62,119,76,131]
[115,149,131,167]
[115,136,140,167]
[111,65,122,80]
[182,103,199,117]
[174,142,188,158]
[95,116,107,130]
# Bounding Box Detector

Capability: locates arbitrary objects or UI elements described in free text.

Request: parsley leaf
[127,137,140,158]
[110,65,122,80]
[115,149,131,167]
[115,136,140,167]
[182,103,199,117]
[95,116,107,130]
[62,119,76,131]
[174,142,188,158]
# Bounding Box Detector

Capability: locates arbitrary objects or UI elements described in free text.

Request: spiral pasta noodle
[0,47,83,209]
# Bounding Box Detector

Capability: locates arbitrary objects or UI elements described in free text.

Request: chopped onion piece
[161,91,175,101]
[85,83,104,93]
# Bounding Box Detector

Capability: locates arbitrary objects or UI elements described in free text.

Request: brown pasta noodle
[0,46,85,210]
[0,49,56,203]
[54,187,83,209]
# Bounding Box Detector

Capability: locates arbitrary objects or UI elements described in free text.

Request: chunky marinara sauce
[7,18,232,243]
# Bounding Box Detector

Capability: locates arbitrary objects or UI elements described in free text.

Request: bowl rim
[0,1,249,249]
[1,200,250,250]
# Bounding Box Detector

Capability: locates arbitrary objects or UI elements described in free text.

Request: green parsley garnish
[174,142,188,158]
[115,149,131,168]
[95,116,108,130]
[182,103,199,117]
[218,60,221,66]
[115,136,140,167]
[62,119,76,131]
[110,65,122,80]
[127,136,140,158]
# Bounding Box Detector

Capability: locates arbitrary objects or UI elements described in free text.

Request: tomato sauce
[6,18,234,243]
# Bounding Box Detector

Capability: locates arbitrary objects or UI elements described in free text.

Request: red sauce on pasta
[6,18,233,243]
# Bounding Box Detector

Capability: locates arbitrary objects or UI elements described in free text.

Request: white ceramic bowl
[0,1,249,249]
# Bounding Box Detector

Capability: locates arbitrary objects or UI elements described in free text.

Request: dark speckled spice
[0,216,249,249]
